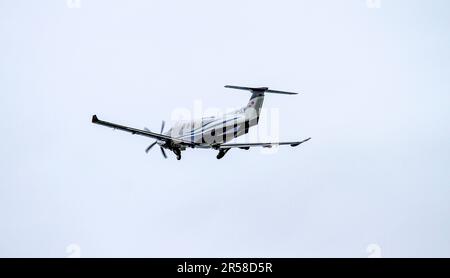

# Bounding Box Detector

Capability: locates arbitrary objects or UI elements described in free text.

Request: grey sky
[0,0,449,257]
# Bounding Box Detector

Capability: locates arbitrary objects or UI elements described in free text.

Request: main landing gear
[216,148,230,159]
[173,148,182,160]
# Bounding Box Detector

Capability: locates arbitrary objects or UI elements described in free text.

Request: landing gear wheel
[216,148,230,159]
[174,149,182,160]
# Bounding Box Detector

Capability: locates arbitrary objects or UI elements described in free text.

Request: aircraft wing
[91,115,196,147]
[218,137,311,149]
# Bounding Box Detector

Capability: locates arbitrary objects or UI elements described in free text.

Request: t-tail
[224,85,299,116]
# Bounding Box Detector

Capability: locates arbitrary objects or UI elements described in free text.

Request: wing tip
[291,137,311,147]
[92,115,99,123]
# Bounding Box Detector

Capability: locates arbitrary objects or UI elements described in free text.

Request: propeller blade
[160,147,167,159]
[160,120,165,133]
[145,141,157,153]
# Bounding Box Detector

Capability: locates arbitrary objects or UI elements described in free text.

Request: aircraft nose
[156,140,166,146]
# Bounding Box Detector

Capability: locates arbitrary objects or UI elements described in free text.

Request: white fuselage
[163,94,264,149]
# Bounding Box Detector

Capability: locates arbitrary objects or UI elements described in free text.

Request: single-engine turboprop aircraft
[92,85,311,160]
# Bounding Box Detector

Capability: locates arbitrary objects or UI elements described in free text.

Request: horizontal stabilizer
[225,85,298,95]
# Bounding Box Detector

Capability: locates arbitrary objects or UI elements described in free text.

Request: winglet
[291,137,311,147]
[92,115,99,123]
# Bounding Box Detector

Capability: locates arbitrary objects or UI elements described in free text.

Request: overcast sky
[1,0,449,257]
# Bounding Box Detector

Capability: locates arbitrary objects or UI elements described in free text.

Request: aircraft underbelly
[177,117,250,146]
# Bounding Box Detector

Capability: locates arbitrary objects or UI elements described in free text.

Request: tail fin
[225,85,299,111]
[225,84,299,129]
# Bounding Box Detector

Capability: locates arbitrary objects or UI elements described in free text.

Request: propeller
[145,141,157,153]
[145,121,167,159]
[160,120,165,133]
[160,147,167,158]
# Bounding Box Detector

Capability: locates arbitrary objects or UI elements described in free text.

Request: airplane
[91,85,311,160]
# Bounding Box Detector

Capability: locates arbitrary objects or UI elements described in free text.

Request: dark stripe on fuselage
[180,116,240,142]
[187,116,241,144]
[186,116,239,137]
[222,120,226,143]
